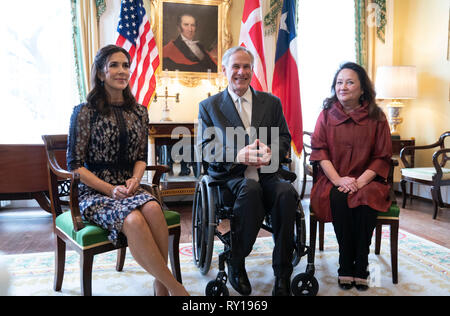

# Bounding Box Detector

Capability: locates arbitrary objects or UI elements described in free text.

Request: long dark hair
[323,62,382,120]
[86,44,136,114]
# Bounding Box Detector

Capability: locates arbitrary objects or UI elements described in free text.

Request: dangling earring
[100,80,104,87]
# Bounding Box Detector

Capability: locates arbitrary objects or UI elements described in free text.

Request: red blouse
[310,101,392,222]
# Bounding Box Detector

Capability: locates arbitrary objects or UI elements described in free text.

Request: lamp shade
[375,66,417,99]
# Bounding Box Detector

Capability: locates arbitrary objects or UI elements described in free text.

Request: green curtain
[96,0,107,20]
[71,0,86,103]
[373,0,386,43]
[354,0,368,69]
[354,0,386,69]
[71,0,107,103]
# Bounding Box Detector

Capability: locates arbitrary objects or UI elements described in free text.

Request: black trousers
[226,173,298,278]
[330,186,377,279]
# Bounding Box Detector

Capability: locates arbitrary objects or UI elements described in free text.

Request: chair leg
[319,222,324,251]
[400,179,407,208]
[431,186,441,220]
[409,183,414,204]
[54,235,66,292]
[80,251,94,296]
[309,214,317,256]
[375,223,382,255]
[300,173,307,200]
[168,226,182,283]
[116,247,126,272]
[390,221,399,284]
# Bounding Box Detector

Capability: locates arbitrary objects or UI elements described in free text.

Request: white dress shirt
[181,34,205,60]
[228,87,253,132]
[228,87,259,181]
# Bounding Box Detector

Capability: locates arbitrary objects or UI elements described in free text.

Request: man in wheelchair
[197,46,298,296]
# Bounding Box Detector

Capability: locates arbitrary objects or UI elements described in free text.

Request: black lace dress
[67,103,156,245]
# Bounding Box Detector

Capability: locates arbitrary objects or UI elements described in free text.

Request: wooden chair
[309,159,400,284]
[42,134,182,296]
[300,131,313,200]
[400,131,450,219]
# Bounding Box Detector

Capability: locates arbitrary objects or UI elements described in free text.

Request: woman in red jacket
[310,62,392,291]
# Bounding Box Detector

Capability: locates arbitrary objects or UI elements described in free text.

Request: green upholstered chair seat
[310,202,399,220]
[377,202,400,219]
[401,167,450,181]
[55,210,180,249]
[164,210,181,228]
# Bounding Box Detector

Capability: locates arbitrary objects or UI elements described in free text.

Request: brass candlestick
[154,86,180,122]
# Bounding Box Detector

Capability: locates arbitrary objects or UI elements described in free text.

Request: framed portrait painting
[150,0,232,86]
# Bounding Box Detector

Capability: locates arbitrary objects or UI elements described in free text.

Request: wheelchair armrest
[206,179,228,187]
[278,167,297,183]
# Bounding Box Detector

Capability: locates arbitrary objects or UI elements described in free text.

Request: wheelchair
[191,164,319,296]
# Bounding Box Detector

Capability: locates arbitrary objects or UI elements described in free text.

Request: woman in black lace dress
[67,45,188,296]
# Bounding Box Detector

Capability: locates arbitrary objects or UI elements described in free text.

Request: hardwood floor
[0,194,449,255]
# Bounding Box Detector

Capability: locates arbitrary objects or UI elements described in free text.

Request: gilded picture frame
[150,0,232,87]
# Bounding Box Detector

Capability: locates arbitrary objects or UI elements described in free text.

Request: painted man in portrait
[163,13,217,72]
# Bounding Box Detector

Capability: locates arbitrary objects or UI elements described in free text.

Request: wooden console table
[0,144,65,212]
[148,122,197,196]
[392,138,415,194]
[392,138,415,161]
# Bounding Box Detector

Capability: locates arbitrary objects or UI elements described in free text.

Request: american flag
[116,0,159,107]
[239,0,268,92]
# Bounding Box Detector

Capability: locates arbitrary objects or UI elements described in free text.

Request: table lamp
[375,66,417,138]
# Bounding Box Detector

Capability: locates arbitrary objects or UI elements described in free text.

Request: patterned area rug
[2,228,449,296]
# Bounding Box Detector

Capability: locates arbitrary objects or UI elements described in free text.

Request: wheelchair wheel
[292,206,307,267]
[192,176,216,275]
[206,280,229,296]
[199,176,217,275]
[192,181,207,269]
[291,273,319,296]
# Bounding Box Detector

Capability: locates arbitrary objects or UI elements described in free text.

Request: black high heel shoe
[354,279,369,291]
[338,278,354,290]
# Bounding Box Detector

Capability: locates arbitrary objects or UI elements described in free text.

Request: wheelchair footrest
[217,206,233,218]
[217,248,231,271]
[216,231,231,248]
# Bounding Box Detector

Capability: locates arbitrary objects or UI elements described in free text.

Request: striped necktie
[237,97,259,182]
[237,96,250,130]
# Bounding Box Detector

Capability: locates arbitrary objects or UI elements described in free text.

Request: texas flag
[272,0,303,156]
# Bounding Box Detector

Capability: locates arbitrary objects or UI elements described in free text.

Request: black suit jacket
[197,87,291,180]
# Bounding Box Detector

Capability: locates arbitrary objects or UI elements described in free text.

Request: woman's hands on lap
[334,176,358,194]
[111,177,140,199]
